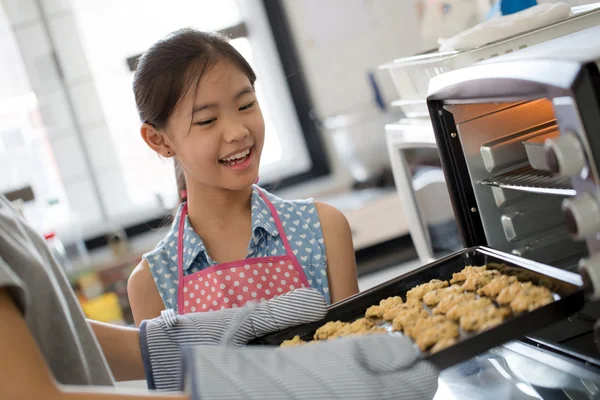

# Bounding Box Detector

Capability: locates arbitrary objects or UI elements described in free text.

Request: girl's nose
[223,118,250,143]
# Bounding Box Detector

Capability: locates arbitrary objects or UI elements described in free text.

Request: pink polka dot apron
[177,190,310,314]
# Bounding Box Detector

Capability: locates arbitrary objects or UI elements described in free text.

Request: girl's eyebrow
[191,102,216,115]
[190,86,254,116]
[234,86,254,100]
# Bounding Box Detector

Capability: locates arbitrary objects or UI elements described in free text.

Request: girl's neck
[185,184,253,231]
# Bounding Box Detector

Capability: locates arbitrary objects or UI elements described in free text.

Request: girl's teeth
[222,149,250,162]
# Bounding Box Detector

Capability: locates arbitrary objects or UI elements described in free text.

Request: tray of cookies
[250,246,585,370]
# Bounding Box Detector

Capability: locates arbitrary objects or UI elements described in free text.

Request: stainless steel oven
[428,23,600,371]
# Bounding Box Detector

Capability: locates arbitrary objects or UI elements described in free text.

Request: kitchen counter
[82,227,168,272]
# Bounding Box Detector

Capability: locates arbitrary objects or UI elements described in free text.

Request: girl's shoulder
[141,206,184,309]
[142,204,184,262]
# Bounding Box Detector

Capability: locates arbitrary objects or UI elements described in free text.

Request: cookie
[280,335,306,347]
[496,282,533,305]
[365,296,404,319]
[433,292,476,315]
[423,285,465,307]
[462,270,501,292]
[314,321,348,340]
[404,315,448,339]
[379,296,404,308]
[477,275,518,299]
[332,318,386,339]
[335,318,373,334]
[450,266,488,284]
[382,299,423,321]
[477,317,506,332]
[510,285,554,314]
[459,305,511,332]
[430,337,458,354]
[415,320,459,351]
[391,307,429,332]
[406,279,449,301]
[446,297,493,321]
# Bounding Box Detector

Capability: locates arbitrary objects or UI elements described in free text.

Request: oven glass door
[403,147,461,254]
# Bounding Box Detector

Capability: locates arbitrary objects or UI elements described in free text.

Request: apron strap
[177,203,188,313]
[257,190,308,285]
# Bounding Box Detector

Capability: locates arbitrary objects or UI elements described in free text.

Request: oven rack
[480,166,576,196]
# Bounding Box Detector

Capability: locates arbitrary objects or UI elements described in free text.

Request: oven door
[386,118,461,265]
[426,45,600,368]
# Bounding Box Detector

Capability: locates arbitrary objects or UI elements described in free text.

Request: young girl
[128,28,359,324]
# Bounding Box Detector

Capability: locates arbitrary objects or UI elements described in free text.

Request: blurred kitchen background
[1,0,595,325]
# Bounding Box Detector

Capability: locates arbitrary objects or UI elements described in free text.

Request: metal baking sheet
[250,247,585,370]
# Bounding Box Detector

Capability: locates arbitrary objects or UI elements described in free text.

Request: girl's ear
[141,123,174,157]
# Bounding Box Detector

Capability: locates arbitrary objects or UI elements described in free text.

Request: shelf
[480,166,576,196]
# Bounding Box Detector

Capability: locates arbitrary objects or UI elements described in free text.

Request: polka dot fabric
[181,258,308,313]
[176,191,310,314]
[143,186,330,312]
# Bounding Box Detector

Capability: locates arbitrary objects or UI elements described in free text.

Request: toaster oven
[428,24,600,368]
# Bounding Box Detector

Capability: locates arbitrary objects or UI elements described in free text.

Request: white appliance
[386,118,459,264]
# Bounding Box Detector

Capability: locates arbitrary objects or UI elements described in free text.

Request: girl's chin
[219,171,260,191]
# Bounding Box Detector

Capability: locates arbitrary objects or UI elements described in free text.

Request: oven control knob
[562,193,600,240]
[545,133,586,176]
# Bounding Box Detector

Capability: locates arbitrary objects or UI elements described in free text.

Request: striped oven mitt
[182,334,439,400]
[140,288,328,391]
[141,288,439,399]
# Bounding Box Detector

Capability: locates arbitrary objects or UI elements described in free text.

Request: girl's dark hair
[133,28,256,203]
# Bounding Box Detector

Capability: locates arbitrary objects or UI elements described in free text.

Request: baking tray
[250,246,585,370]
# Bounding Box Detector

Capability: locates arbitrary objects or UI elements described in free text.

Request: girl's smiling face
[166,60,265,191]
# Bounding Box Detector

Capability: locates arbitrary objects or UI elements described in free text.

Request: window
[0,7,69,234]
[0,92,69,233]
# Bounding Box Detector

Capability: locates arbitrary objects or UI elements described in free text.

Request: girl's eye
[195,118,216,126]
[239,101,256,111]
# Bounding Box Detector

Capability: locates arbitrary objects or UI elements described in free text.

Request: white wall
[283,0,424,119]
[274,0,425,200]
